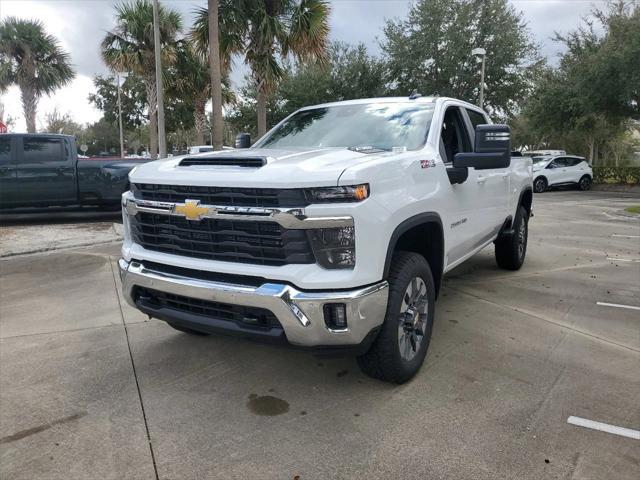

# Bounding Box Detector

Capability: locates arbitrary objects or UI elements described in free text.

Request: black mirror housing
[235,133,251,149]
[453,124,511,170]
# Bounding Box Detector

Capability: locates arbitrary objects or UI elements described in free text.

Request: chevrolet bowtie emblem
[173,199,210,220]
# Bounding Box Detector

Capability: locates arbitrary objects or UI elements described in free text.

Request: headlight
[308,226,355,269]
[305,184,369,203]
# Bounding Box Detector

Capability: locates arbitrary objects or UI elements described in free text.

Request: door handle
[477,176,487,184]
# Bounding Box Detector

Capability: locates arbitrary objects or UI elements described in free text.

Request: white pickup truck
[119,96,532,383]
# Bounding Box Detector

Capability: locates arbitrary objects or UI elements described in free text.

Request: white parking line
[567,416,640,440]
[606,257,640,263]
[596,301,640,311]
[611,234,640,239]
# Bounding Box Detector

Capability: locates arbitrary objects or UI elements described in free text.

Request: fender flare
[383,211,444,281]
[517,186,533,212]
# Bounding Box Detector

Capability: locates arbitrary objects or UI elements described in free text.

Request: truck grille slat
[131,212,315,266]
[132,183,309,208]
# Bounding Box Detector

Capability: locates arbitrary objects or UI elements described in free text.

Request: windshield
[255,102,435,151]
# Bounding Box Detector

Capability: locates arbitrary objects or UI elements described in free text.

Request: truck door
[463,107,511,229]
[15,135,77,206]
[438,105,488,266]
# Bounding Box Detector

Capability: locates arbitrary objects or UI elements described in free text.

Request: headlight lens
[308,226,355,269]
[305,184,369,203]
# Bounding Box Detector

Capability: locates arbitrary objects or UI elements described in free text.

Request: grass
[624,205,640,215]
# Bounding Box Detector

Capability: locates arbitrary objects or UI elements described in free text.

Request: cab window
[440,107,472,164]
[0,138,11,164]
[22,137,64,163]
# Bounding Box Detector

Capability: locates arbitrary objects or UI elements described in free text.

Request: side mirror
[453,124,511,170]
[235,133,251,149]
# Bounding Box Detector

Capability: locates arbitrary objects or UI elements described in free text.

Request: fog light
[323,303,347,330]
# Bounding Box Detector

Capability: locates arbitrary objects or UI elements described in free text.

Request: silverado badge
[174,199,211,221]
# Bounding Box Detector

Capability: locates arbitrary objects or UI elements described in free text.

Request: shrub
[592,166,640,185]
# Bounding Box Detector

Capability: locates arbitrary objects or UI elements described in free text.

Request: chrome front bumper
[119,259,388,348]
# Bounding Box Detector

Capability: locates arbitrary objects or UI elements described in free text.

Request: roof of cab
[0,132,74,138]
[298,96,484,112]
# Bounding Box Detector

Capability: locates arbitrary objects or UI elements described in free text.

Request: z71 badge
[420,159,436,169]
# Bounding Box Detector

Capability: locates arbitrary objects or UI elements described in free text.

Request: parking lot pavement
[1,190,639,480]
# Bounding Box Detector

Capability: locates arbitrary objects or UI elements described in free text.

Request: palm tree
[193,0,331,138]
[102,0,181,159]
[207,0,224,150]
[0,17,75,133]
[170,40,235,146]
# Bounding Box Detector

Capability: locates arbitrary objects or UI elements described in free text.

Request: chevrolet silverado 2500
[119,97,533,383]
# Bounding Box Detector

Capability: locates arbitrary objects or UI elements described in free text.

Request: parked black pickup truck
[0,133,148,210]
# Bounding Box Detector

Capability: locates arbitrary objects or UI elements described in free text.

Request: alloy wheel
[398,277,429,361]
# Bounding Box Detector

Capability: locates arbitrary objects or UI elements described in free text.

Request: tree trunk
[257,87,267,138]
[21,85,38,133]
[208,0,224,150]
[149,111,158,159]
[194,99,206,146]
[145,77,158,159]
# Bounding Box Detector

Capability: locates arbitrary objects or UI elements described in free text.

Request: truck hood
[129,147,390,188]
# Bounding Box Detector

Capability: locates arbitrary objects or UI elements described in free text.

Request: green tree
[0,17,75,132]
[382,0,541,117]
[169,40,235,146]
[226,42,387,137]
[193,0,331,137]
[44,108,83,136]
[88,74,147,130]
[101,0,182,158]
[522,1,639,163]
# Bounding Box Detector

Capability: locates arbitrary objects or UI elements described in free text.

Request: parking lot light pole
[472,47,486,109]
[153,0,167,159]
[116,73,127,158]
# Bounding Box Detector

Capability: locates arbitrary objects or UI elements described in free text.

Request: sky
[0,0,606,132]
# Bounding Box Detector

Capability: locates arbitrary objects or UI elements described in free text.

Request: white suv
[532,155,593,193]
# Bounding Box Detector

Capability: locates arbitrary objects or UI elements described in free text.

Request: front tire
[495,206,528,270]
[578,175,592,191]
[533,177,547,193]
[357,252,436,384]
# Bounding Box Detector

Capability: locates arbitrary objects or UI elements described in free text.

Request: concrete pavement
[1,190,639,479]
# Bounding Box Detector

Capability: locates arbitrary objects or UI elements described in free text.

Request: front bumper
[119,259,388,350]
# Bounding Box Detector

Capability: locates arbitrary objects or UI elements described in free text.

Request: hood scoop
[179,156,267,168]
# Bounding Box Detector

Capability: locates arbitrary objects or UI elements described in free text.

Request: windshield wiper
[347,146,391,154]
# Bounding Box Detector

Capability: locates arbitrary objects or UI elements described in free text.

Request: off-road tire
[167,322,209,336]
[533,177,547,193]
[578,175,592,191]
[357,251,436,384]
[495,206,528,270]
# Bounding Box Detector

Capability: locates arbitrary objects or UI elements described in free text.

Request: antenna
[409,90,422,100]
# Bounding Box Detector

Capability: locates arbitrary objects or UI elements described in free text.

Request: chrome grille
[130,212,315,266]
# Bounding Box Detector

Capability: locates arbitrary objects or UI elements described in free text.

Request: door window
[22,137,64,163]
[466,109,489,129]
[548,158,569,169]
[440,107,472,164]
[0,138,10,164]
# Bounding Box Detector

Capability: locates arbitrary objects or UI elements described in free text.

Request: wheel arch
[383,213,444,298]
[519,187,533,217]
